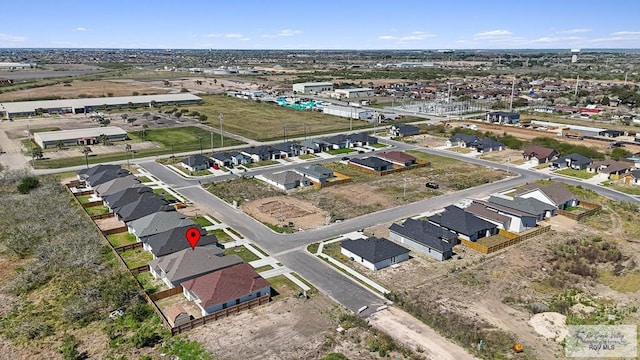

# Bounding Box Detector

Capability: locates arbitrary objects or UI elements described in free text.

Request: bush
[322,353,349,360]
[17,176,40,194]
[131,325,161,348]
[58,334,80,360]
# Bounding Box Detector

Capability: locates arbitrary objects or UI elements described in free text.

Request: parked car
[425,182,439,189]
[341,156,350,161]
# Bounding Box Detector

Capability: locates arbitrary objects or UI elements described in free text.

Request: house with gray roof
[587,159,631,178]
[349,157,393,172]
[390,124,420,137]
[488,195,556,220]
[115,192,171,222]
[271,141,302,158]
[86,168,131,187]
[241,145,277,162]
[77,164,121,181]
[340,237,410,270]
[128,209,195,240]
[446,133,480,148]
[474,138,504,153]
[94,175,141,197]
[294,165,334,184]
[148,245,242,288]
[623,170,640,185]
[463,202,511,230]
[211,151,251,167]
[472,199,538,233]
[300,138,330,154]
[427,205,498,241]
[143,225,217,258]
[181,154,213,172]
[103,186,152,210]
[389,218,458,261]
[260,170,309,190]
[515,183,578,210]
[550,153,592,170]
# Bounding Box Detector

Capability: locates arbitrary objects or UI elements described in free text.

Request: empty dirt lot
[242,196,328,230]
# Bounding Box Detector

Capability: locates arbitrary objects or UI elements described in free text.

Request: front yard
[326,148,355,155]
[208,228,233,243]
[555,168,597,179]
[153,188,177,201]
[602,182,640,196]
[223,245,260,262]
[191,216,213,227]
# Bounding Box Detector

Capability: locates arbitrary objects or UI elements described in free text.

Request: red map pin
[185,227,201,250]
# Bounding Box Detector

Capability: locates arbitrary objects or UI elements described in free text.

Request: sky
[1,0,639,50]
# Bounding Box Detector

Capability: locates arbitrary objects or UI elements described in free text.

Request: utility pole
[198,135,203,155]
[283,124,287,143]
[218,112,224,148]
[403,178,407,199]
[574,75,580,98]
[210,130,214,155]
[509,77,515,111]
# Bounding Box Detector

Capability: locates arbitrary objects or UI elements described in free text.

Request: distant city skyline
[1,0,639,50]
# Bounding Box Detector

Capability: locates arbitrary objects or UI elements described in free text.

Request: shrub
[131,325,161,348]
[58,334,80,360]
[17,176,40,194]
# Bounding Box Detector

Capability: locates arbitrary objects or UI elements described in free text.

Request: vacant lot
[0,79,166,102]
[189,94,379,141]
[206,177,284,206]
[243,196,329,230]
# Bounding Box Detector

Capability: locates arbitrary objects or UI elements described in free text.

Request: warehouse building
[292,82,334,94]
[33,126,128,148]
[334,88,374,99]
[0,93,202,119]
[323,105,375,120]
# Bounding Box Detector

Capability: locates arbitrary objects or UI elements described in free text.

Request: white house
[340,237,410,270]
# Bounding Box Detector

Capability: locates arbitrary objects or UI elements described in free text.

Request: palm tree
[98,133,108,146]
[140,124,148,141]
[81,146,92,168]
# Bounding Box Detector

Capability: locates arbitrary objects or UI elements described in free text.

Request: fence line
[114,242,144,253]
[149,286,184,301]
[557,201,601,221]
[463,225,551,254]
[102,226,129,236]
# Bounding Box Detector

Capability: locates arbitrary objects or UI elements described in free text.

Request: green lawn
[76,194,92,204]
[120,248,153,268]
[326,148,355,155]
[254,265,274,273]
[223,245,260,262]
[251,244,269,257]
[226,227,243,239]
[192,216,213,228]
[307,243,320,254]
[555,168,597,179]
[267,274,299,298]
[603,182,640,195]
[244,160,279,168]
[405,150,461,165]
[153,188,177,201]
[208,228,233,243]
[298,153,318,160]
[85,205,110,216]
[107,232,138,248]
[190,94,380,141]
[30,126,61,134]
[369,142,387,148]
[136,272,164,294]
[137,176,152,183]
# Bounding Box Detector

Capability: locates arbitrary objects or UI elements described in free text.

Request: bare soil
[242,195,328,230]
[0,80,166,102]
[93,216,126,232]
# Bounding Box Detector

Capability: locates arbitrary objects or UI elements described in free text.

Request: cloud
[556,28,591,35]
[206,33,250,41]
[378,35,397,40]
[75,27,87,31]
[474,30,512,39]
[400,31,435,41]
[0,33,26,43]
[610,31,640,36]
[261,29,303,38]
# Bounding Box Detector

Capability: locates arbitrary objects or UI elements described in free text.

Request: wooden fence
[557,201,601,221]
[114,242,144,253]
[75,189,95,196]
[314,171,352,188]
[150,286,184,301]
[91,212,114,220]
[129,264,150,274]
[170,295,270,335]
[83,200,104,208]
[462,226,551,254]
[101,226,129,236]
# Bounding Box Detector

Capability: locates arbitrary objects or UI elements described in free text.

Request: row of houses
[180,133,380,172]
[76,165,270,320]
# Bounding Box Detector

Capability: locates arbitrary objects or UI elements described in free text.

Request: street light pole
[219,112,224,148]
[210,130,214,155]
[198,136,203,155]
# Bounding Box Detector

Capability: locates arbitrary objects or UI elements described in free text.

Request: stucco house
[389,218,458,261]
[471,199,538,233]
[340,237,410,270]
[515,183,579,210]
[349,157,394,172]
[181,154,213,172]
[376,151,417,167]
[181,263,271,317]
[446,133,479,148]
[390,124,420,137]
[550,153,592,170]
[427,205,498,242]
[522,145,559,164]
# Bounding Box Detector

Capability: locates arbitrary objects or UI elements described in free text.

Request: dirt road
[368,306,479,360]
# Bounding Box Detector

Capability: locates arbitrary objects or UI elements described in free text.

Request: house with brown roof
[181,263,271,317]
[515,183,579,210]
[522,145,559,164]
[463,202,512,230]
[587,160,631,179]
[376,151,417,167]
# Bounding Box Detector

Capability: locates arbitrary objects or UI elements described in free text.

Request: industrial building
[322,105,375,120]
[0,93,202,119]
[334,88,374,98]
[292,82,334,94]
[33,126,128,148]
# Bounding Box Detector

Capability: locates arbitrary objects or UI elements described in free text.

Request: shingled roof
[427,205,497,236]
[341,237,409,263]
[516,183,577,207]
[144,225,216,258]
[388,218,457,253]
[148,245,242,285]
[181,263,270,308]
[488,196,556,216]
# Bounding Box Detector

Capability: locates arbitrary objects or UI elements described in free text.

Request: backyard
[120,248,153,268]
[107,232,138,248]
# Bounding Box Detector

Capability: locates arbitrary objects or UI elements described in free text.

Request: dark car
[342,156,350,161]
[426,182,439,189]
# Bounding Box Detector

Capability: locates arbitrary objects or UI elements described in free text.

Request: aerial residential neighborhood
[1,2,640,360]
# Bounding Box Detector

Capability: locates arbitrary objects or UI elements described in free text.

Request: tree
[152,115,161,123]
[127,117,137,126]
[101,118,110,127]
[81,146,92,168]
[198,114,208,122]
[140,124,148,141]
[17,177,40,194]
[55,140,65,150]
[600,96,610,106]
[98,133,108,146]
[121,114,128,123]
[125,144,132,169]
[174,112,182,120]
[610,147,631,160]
[213,79,217,85]
[150,100,157,108]
[32,147,44,160]
[127,102,134,109]
[143,112,150,121]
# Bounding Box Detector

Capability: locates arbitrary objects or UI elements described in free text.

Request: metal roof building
[33,126,128,148]
[0,93,202,119]
[292,82,334,94]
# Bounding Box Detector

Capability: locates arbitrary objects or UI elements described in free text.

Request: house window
[391,256,396,263]
[222,303,227,309]
[236,299,240,305]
